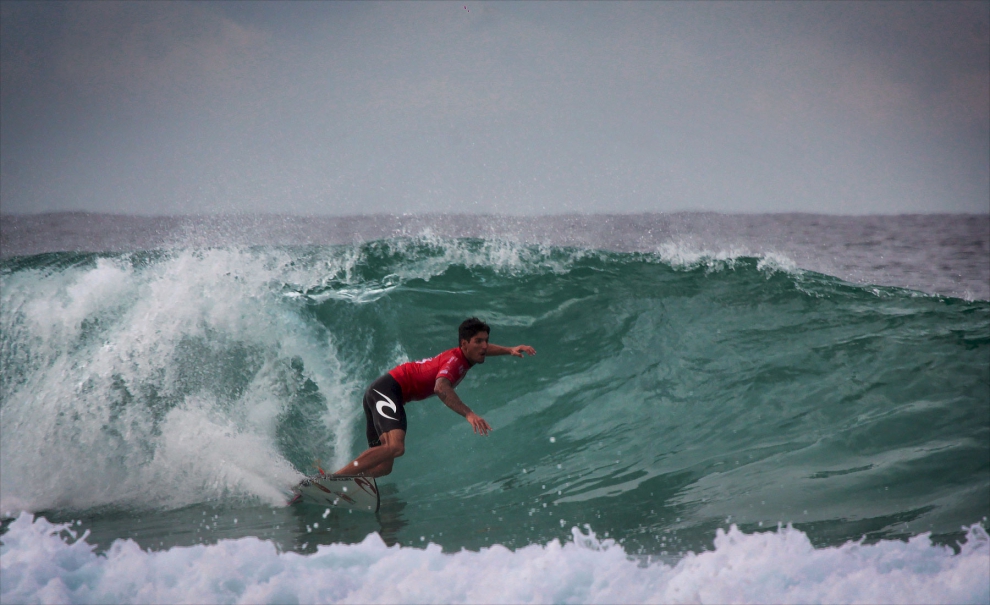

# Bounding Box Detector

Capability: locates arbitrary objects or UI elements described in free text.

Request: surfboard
[289,474,380,513]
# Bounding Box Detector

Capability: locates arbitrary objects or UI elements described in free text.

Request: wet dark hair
[458,317,490,344]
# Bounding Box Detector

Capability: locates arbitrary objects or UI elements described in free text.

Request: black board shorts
[363,374,408,447]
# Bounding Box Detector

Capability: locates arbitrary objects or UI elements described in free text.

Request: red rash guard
[388,347,471,403]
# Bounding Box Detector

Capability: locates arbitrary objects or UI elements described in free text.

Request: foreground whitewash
[2,513,988,605]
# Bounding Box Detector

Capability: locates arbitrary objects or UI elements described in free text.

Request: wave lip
[2,513,987,605]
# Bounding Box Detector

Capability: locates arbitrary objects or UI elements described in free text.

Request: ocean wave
[1,242,986,556]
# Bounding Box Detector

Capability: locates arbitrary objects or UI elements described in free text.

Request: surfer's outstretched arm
[435,377,492,435]
[486,344,536,357]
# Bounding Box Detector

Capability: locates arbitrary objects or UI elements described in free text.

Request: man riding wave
[333,317,536,477]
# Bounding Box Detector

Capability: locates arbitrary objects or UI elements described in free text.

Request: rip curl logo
[355,477,378,496]
[374,389,398,421]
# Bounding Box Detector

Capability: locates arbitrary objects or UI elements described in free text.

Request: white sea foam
[380,233,588,281]
[655,241,800,275]
[0,249,360,514]
[2,513,987,605]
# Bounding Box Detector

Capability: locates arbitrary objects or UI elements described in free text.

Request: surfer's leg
[335,376,407,476]
[363,429,405,476]
[364,395,381,448]
[334,429,405,477]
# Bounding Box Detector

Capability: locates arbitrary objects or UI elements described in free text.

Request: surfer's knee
[380,430,405,458]
[388,441,405,458]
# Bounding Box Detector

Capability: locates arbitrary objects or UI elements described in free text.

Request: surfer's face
[461,332,489,365]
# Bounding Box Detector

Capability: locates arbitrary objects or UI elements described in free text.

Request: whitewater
[1,213,988,604]
[3,515,987,604]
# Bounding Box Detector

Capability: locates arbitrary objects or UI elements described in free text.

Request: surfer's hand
[510,345,536,358]
[466,412,492,436]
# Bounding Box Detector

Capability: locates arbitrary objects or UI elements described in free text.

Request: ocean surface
[1,213,988,604]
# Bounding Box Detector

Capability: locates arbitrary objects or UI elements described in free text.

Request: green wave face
[1,239,987,554]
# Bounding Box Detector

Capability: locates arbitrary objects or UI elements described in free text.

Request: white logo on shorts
[374,390,399,421]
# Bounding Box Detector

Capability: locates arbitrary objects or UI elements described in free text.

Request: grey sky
[1,1,987,215]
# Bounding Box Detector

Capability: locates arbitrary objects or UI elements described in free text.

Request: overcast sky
[1,1,987,215]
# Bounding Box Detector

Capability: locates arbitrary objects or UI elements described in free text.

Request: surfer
[333,317,536,477]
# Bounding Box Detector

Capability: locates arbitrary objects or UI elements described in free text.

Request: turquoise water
[1,237,987,562]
